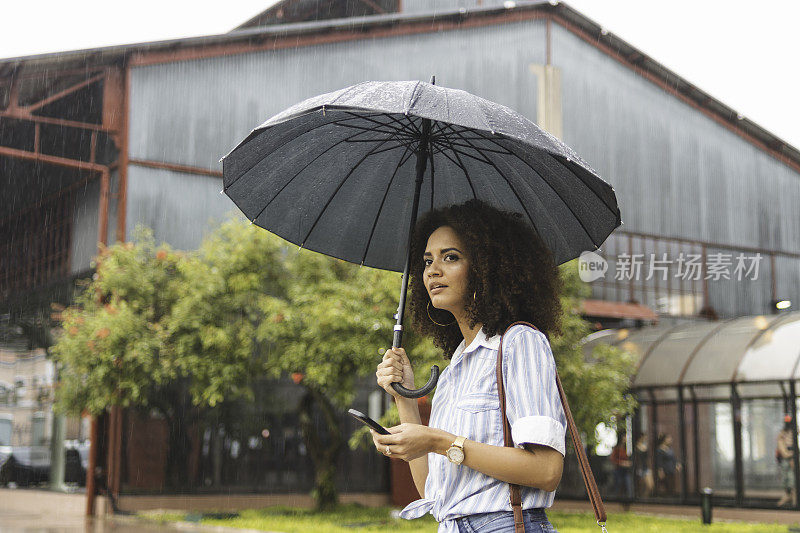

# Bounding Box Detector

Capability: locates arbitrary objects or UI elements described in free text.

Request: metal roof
[1,1,797,170]
[233,0,399,28]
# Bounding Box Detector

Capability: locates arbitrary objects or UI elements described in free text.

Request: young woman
[371,199,567,532]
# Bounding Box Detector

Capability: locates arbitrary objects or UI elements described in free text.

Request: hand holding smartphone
[348,408,390,435]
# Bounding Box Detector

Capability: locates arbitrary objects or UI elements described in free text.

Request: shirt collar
[452,327,501,359]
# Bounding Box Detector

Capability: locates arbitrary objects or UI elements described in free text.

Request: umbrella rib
[460,128,603,249]
[383,113,422,137]
[544,152,621,223]
[334,122,415,138]
[441,141,513,156]
[225,113,386,193]
[444,123,618,224]
[300,137,396,247]
[360,145,414,265]
[359,142,414,157]
[248,130,397,224]
[342,111,420,139]
[444,128,542,239]
[434,135,478,200]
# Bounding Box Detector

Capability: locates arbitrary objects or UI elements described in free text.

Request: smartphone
[348,408,390,435]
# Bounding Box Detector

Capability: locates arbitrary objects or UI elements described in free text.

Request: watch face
[447,447,465,464]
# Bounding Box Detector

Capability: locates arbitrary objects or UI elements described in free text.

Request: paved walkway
[552,498,800,526]
[3,496,800,532]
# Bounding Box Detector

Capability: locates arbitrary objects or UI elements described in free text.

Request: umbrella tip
[430,75,436,85]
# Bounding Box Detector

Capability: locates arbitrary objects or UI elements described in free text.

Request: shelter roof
[586,312,800,401]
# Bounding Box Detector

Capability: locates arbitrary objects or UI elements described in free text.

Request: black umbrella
[221,78,621,398]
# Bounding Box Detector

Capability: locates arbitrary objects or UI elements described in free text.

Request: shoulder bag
[496,321,608,532]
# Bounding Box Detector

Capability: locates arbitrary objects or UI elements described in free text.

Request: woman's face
[424,225,471,317]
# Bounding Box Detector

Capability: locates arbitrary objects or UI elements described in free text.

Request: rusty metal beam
[25,73,105,113]
[98,168,110,247]
[116,64,130,244]
[0,145,108,172]
[0,110,112,132]
[102,69,124,133]
[105,406,118,511]
[85,416,99,516]
[129,158,222,178]
[113,406,123,504]
[1,66,108,82]
[6,79,20,112]
[358,0,386,14]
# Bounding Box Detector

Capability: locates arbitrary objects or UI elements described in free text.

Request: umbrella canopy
[221,79,622,398]
[222,80,621,272]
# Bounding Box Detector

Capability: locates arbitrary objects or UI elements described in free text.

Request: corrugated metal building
[2,0,799,512]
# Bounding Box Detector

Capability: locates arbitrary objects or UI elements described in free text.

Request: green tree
[51,223,286,488]
[255,241,440,510]
[555,260,638,450]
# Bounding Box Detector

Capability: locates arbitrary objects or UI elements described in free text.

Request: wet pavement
[0,510,184,533]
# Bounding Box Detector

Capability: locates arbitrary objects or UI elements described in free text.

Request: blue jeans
[454,508,559,532]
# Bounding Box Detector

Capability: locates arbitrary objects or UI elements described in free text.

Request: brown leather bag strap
[496,327,526,533]
[496,321,608,532]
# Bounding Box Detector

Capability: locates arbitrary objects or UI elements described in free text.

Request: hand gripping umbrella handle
[390,365,440,399]
[388,108,440,400]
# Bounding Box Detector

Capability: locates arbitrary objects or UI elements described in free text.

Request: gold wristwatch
[446,436,466,464]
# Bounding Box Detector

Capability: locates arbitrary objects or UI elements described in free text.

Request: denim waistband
[455,507,548,522]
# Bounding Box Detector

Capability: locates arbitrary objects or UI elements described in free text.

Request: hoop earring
[427,301,455,327]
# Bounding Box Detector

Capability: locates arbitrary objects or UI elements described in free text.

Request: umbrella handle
[391,366,440,399]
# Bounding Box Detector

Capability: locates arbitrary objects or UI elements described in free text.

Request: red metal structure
[0,63,129,515]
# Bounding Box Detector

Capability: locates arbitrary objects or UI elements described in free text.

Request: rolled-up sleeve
[501,326,567,457]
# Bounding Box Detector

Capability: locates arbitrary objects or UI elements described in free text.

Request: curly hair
[408,199,563,357]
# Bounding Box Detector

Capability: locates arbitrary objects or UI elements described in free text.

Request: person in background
[610,432,633,500]
[633,434,653,497]
[777,415,796,507]
[655,433,680,495]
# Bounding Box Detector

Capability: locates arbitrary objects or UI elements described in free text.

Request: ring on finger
[383,446,392,456]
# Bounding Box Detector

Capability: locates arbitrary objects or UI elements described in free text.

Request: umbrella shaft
[393,118,432,349]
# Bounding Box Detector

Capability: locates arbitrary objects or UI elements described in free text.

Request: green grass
[139,504,798,533]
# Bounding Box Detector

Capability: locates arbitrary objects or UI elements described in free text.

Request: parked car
[0,442,88,487]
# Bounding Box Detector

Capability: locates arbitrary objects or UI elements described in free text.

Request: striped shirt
[399,324,567,532]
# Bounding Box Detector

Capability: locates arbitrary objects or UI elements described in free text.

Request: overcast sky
[2,0,798,149]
